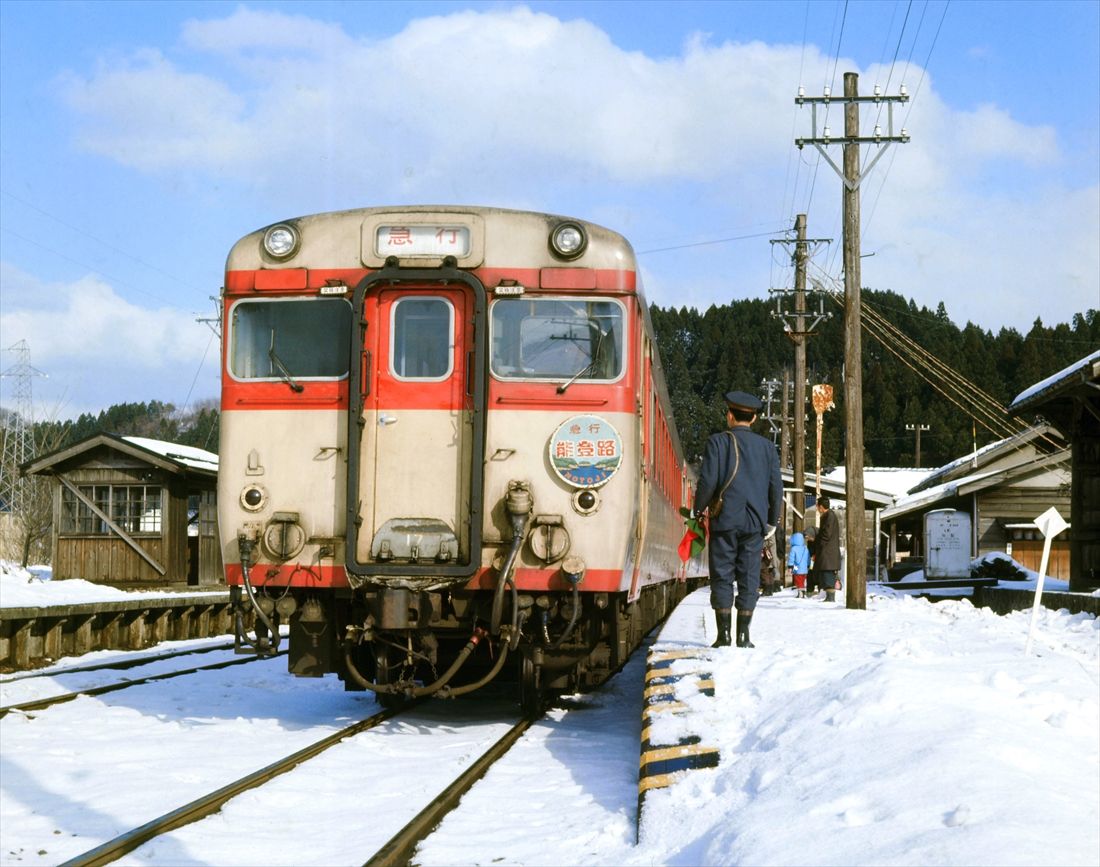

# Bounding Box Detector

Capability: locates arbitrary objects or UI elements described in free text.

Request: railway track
[0,651,281,718]
[0,639,238,683]
[365,714,536,866]
[59,701,535,867]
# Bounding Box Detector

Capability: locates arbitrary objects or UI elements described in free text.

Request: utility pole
[770,215,830,535]
[759,377,782,446]
[906,423,930,468]
[842,73,866,609]
[779,368,791,471]
[796,72,910,610]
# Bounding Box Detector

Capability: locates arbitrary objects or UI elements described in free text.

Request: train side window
[229,298,351,381]
[391,297,454,380]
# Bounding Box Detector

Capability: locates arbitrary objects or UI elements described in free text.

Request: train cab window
[230,298,351,381]
[391,297,454,380]
[490,297,624,381]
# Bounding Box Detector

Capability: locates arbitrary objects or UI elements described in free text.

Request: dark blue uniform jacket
[693,427,783,534]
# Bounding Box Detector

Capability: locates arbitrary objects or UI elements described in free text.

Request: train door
[629,329,654,601]
[347,272,487,579]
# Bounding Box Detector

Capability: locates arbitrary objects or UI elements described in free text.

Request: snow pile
[879,552,1073,599]
[0,560,136,607]
[0,561,222,608]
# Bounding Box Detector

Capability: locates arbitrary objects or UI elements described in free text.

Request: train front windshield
[229,298,352,382]
[490,298,624,381]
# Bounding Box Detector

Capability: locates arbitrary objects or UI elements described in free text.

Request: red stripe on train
[224,563,631,592]
[224,267,636,293]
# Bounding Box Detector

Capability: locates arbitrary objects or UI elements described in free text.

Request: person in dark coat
[693,390,783,648]
[814,495,842,602]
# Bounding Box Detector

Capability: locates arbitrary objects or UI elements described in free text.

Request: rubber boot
[711,609,732,647]
[824,590,836,603]
[736,611,755,648]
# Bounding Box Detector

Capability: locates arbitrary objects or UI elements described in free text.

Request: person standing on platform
[814,496,843,602]
[787,531,811,597]
[693,391,783,648]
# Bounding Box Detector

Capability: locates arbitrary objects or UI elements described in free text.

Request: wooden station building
[23,434,221,587]
[1008,350,1100,592]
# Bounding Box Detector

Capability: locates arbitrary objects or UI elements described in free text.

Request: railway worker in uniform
[694,391,783,648]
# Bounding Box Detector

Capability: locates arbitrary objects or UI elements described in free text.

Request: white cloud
[1,264,206,366]
[0,263,217,418]
[180,5,353,55]
[60,49,252,172]
[58,7,815,184]
[45,6,1098,335]
[953,104,1057,163]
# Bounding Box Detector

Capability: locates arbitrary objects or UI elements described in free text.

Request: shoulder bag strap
[716,431,741,502]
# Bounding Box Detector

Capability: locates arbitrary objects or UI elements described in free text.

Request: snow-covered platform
[637,589,725,823]
[634,585,1099,864]
[1,562,238,669]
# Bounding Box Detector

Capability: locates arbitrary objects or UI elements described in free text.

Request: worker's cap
[724,390,763,412]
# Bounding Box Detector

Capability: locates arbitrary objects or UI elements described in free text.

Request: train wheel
[373,645,405,709]
[519,652,545,718]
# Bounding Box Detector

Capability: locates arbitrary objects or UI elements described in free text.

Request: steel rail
[0,652,282,718]
[364,715,537,867]
[0,640,238,683]
[59,703,415,867]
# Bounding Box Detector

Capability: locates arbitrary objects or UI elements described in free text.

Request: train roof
[225,205,637,274]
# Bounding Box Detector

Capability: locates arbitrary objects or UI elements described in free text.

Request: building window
[60,485,163,535]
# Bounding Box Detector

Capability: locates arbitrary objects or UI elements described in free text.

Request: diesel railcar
[219,206,704,713]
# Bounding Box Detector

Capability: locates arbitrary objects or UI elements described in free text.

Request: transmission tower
[1,340,45,513]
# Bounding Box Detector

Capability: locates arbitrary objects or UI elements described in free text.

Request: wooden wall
[49,447,204,585]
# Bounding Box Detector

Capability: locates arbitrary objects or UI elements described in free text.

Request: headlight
[263,224,300,259]
[550,222,587,259]
[240,484,267,511]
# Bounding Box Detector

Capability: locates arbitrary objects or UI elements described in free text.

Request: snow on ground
[618,591,1099,867]
[0,562,224,608]
[1,571,1096,866]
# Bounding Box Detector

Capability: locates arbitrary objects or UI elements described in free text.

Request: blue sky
[1,0,1097,420]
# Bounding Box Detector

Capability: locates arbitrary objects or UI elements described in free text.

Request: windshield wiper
[269,332,304,393]
[557,328,605,394]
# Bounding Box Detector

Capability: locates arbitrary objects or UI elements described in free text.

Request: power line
[636,228,784,255]
[0,226,176,306]
[1,189,200,293]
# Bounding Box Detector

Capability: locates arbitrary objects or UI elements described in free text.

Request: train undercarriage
[233,579,696,716]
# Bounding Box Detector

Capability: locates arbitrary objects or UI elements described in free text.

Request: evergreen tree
[651,293,1096,470]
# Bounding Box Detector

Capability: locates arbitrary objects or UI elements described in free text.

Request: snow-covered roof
[122,437,218,474]
[820,466,932,499]
[1010,349,1100,411]
[909,423,1061,494]
[781,467,924,508]
[881,471,996,521]
[783,466,910,508]
[22,432,218,479]
[881,450,1070,521]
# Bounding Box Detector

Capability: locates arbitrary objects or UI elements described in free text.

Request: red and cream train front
[219,206,702,711]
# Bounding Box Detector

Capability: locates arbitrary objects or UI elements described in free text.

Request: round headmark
[548,415,623,489]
